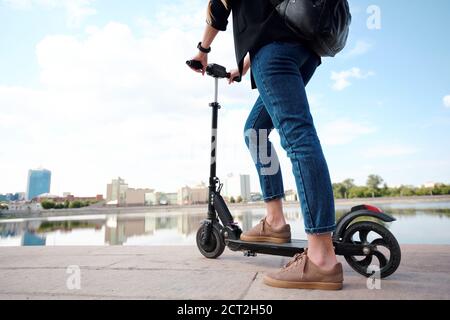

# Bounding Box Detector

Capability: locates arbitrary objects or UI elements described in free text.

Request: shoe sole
[263,275,343,291]
[240,235,291,244]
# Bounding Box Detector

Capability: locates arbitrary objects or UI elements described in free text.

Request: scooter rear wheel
[342,221,401,279]
[196,223,226,259]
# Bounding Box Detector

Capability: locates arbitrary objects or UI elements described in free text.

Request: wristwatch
[197,42,211,54]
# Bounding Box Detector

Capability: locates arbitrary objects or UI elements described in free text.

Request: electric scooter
[186,60,401,279]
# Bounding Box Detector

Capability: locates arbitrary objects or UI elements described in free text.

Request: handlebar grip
[186,60,203,71]
[226,72,242,83]
[188,59,242,83]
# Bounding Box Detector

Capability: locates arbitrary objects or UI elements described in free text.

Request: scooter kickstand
[244,250,257,257]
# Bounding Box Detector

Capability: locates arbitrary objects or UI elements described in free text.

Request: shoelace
[283,252,307,270]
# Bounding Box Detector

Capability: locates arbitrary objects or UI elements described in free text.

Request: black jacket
[208,0,301,89]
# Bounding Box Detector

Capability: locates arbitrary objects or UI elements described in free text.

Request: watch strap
[197,42,211,54]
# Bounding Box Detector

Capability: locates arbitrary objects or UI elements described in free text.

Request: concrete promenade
[0,245,449,300]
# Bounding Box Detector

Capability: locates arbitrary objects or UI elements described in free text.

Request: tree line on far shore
[41,200,95,210]
[333,175,450,199]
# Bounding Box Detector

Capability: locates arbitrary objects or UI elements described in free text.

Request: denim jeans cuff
[304,224,336,235]
[263,193,285,203]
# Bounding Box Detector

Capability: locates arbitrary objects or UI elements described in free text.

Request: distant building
[145,192,161,206]
[223,174,251,201]
[178,183,208,205]
[17,192,26,201]
[165,193,178,205]
[0,192,25,202]
[106,177,128,205]
[145,192,178,206]
[7,201,42,212]
[284,190,298,202]
[36,193,59,200]
[26,168,51,201]
[126,188,153,206]
[106,177,156,207]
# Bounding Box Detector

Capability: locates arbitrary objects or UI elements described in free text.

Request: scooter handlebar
[226,72,242,83]
[186,60,242,83]
[186,60,203,71]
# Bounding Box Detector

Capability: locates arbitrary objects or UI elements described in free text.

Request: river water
[1,201,449,246]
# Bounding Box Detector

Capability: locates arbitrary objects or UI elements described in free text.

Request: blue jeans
[244,41,336,234]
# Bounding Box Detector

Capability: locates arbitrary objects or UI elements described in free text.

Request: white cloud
[0,2,262,195]
[2,1,427,196]
[4,16,380,195]
[346,40,373,57]
[443,95,450,108]
[331,68,375,91]
[317,119,377,146]
[363,144,419,159]
[2,0,96,27]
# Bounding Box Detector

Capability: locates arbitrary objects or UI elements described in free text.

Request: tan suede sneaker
[264,251,344,290]
[240,218,291,244]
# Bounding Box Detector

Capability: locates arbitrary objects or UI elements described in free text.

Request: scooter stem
[214,78,219,104]
[208,78,221,219]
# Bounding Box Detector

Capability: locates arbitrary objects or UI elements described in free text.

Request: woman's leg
[265,199,286,228]
[244,96,287,229]
[299,55,338,270]
[260,54,321,230]
[251,42,337,268]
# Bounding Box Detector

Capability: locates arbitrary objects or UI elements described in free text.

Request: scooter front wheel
[196,223,226,259]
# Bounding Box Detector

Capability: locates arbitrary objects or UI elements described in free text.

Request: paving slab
[0,245,449,300]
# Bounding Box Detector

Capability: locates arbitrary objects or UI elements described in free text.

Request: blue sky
[0,0,449,195]
[310,0,450,185]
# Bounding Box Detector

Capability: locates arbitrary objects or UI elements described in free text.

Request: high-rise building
[26,168,51,201]
[223,174,251,201]
[106,177,128,205]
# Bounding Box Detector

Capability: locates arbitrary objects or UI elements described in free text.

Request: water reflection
[1,205,450,246]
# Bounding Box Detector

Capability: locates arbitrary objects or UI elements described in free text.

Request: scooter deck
[226,239,308,257]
